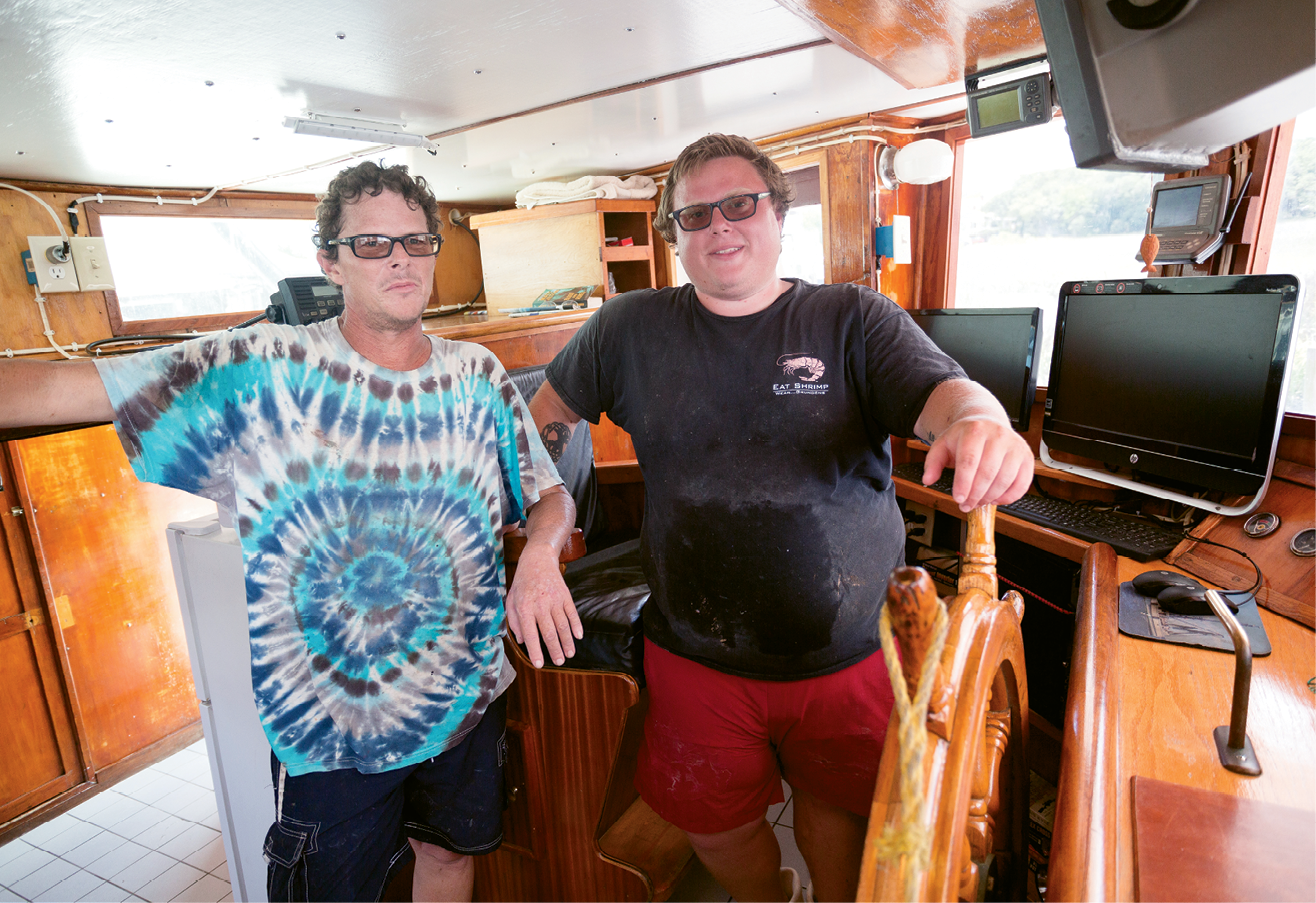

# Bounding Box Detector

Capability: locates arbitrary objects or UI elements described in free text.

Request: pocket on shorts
[264,819,316,902]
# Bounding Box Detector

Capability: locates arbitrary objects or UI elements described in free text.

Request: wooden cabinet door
[0,448,82,825]
[8,426,214,775]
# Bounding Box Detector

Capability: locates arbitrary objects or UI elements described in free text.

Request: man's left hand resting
[915,378,1036,512]
[921,416,1035,512]
[506,486,582,668]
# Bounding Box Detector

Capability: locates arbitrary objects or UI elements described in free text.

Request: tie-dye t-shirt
[95,319,561,776]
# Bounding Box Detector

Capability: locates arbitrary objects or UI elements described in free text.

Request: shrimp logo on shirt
[773,353,830,396]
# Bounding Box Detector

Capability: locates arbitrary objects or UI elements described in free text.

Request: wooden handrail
[1047,543,1121,902]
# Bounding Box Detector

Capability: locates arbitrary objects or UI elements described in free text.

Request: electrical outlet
[70,237,116,291]
[27,237,81,292]
[903,500,935,546]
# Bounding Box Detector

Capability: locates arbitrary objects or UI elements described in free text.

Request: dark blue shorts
[264,692,508,903]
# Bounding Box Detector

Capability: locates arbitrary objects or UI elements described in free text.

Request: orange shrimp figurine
[1140,233,1161,275]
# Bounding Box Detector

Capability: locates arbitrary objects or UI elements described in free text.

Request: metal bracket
[1205,590,1262,775]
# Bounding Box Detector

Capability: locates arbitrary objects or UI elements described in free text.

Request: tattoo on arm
[919,430,936,445]
[540,422,569,462]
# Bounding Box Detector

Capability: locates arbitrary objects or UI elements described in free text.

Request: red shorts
[635,639,894,835]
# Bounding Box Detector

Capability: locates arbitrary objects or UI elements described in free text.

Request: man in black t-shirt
[530,134,1034,902]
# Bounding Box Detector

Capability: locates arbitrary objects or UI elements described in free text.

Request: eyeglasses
[322,233,443,259]
[671,192,772,232]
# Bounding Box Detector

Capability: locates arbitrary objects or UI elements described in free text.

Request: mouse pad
[1118,583,1271,656]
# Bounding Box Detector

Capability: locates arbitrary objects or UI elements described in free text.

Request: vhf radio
[267,276,344,325]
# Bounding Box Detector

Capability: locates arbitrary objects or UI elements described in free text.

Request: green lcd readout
[976,89,1021,129]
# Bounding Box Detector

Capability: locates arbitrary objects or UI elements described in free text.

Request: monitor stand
[1039,440,1271,518]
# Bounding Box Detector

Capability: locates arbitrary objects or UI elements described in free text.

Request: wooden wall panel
[823,137,876,287]
[9,426,214,773]
[433,217,490,310]
[0,188,111,356]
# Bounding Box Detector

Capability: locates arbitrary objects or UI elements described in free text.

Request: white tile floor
[0,743,808,903]
[667,783,810,903]
[0,742,232,903]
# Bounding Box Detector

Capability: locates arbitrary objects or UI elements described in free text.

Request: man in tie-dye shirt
[0,162,579,902]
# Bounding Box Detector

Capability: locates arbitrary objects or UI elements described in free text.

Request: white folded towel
[515,174,657,209]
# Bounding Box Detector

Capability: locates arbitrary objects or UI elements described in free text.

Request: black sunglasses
[323,233,443,259]
[671,192,772,232]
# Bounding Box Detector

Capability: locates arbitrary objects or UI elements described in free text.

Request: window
[88,197,320,335]
[951,118,1160,383]
[778,162,827,285]
[1266,109,1316,415]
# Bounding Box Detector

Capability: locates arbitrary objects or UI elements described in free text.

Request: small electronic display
[1138,174,1230,265]
[967,73,1053,139]
[907,307,1042,432]
[267,275,344,326]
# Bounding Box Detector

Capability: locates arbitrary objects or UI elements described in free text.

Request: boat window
[779,163,826,285]
[950,117,1159,385]
[1265,108,1316,416]
[88,199,320,336]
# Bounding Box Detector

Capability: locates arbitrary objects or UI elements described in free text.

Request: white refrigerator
[167,514,273,903]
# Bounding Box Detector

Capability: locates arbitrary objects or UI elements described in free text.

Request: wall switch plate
[70,237,116,291]
[27,237,81,292]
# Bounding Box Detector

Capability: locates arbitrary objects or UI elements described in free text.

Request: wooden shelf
[602,245,651,262]
[470,199,658,312]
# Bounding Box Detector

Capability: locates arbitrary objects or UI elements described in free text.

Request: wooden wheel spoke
[860,506,1030,903]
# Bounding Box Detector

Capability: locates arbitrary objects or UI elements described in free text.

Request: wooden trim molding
[1047,542,1120,901]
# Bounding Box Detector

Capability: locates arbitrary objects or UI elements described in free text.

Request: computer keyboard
[892,462,1187,562]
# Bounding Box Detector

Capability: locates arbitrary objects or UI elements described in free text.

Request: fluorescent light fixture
[283,113,438,153]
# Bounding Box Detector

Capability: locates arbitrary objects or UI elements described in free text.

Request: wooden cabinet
[0,449,82,827]
[0,427,210,842]
[469,199,658,313]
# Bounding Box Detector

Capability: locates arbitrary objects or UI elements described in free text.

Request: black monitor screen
[1043,276,1300,497]
[907,307,1041,432]
[1150,184,1203,228]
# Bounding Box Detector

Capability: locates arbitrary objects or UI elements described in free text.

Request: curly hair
[315,161,442,258]
[653,134,794,244]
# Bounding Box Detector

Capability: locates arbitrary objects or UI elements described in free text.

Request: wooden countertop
[422,308,592,340]
[1048,544,1316,901]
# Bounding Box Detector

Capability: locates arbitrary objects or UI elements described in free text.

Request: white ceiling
[0,0,964,203]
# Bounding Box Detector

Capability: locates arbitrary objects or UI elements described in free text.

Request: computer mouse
[1156,584,1239,616]
[1132,570,1203,596]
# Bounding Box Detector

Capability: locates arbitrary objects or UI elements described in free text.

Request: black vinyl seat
[508,365,648,681]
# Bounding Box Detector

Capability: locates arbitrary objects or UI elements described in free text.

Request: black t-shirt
[546,280,965,679]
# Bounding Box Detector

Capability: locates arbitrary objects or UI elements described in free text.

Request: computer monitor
[907,307,1042,432]
[1041,275,1303,516]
